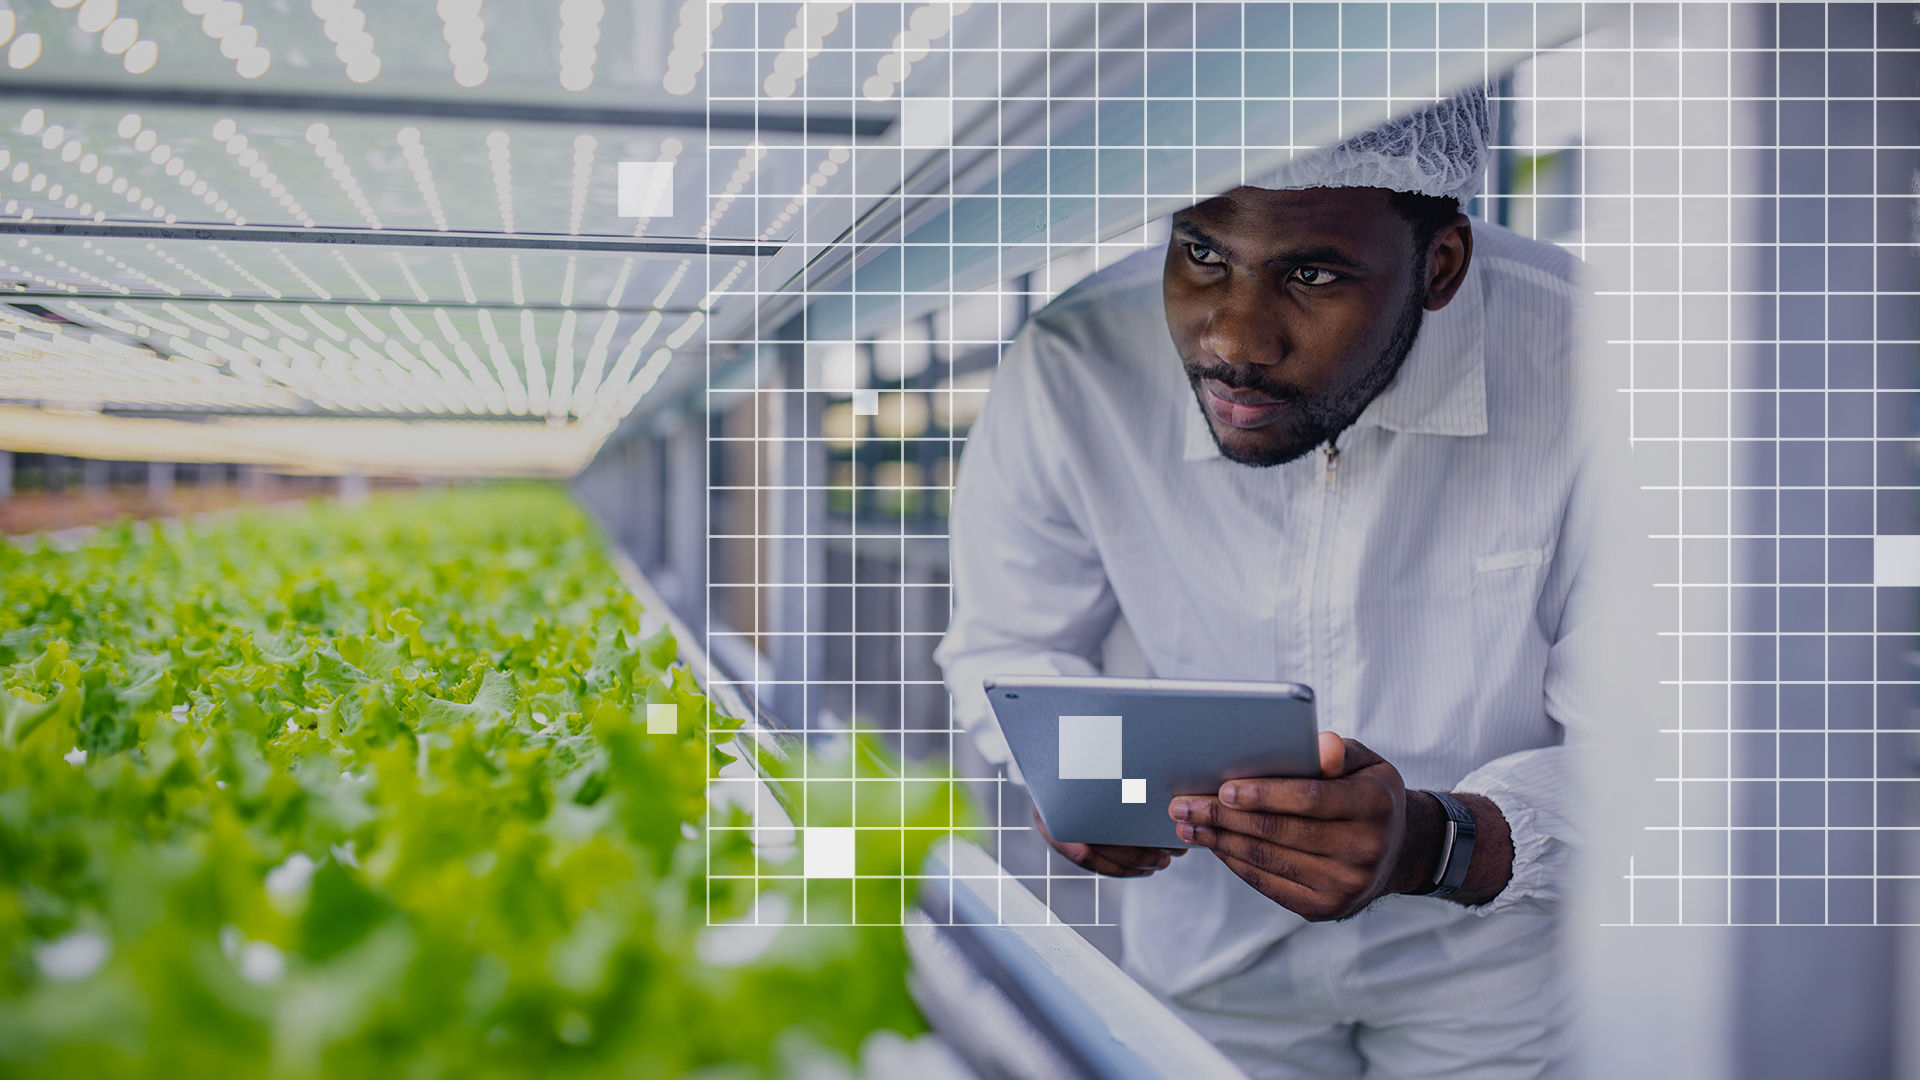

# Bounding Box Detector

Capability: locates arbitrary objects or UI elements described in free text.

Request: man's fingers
[1181,824,1348,885]
[1208,849,1334,919]
[1070,845,1160,877]
[1170,799,1344,854]
[1185,778,1366,820]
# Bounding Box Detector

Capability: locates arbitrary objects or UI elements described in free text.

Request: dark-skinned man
[936,89,1589,1078]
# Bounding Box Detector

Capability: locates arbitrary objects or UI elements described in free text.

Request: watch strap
[1423,790,1477,898]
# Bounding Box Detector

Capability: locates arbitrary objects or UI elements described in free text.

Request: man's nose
[1196,295,1285,367]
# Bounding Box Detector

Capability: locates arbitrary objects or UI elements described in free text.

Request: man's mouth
[1200,377,1291,430]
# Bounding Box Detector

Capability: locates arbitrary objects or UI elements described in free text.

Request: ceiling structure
[0,0,894,476]
[0,2,1587,476]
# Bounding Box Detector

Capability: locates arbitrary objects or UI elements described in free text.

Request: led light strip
[304,123,381,229]
[10,238,125,294]
[212,118,313,227]
[438,0,488,88]
[311,0,380,84]
[330,250,379,301]
[143,241,233,297]
[270,248,330,300]
[82,240,175,295]
[64,299,140,337]
[117,113,243,224]
[204,244,280,298]
[518,308,547,415]
[662,0,725,97]
[566,134,594,235]
[630,136,683,239]
[114,304,188,336]
[0,144,99,222]
[557,0,602,93]
[760,146,849,240]
[396,127,447,231]
[696,145,765,241]
[450,253,477,305]
[48,0,158,73]
[0,334,301,410]
[585,327,660,420]
[0,11,41,71]
[16,109,145,221]
[485,130,514,233]
[475,309,530,412]
[579,261,687,417]
[389,252,429,304]
[603,259,633,308]
[182,0,269,78]
[862,2,970,102]
[548,309,577,417]
[1,260,77,293]
[765,2,848,99]
[566,309,621,414]
[425,307,508,414]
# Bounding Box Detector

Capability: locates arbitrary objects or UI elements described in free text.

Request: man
[935,89,1590,1077]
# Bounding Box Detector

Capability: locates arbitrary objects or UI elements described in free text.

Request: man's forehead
[1172,186,1402,252]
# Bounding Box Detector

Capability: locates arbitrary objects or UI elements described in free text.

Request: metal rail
[0,220,778,258]
[3,290,698,315]
[910,840,1247,1080]
[0,79,891,137]
[584,500,1242,1080]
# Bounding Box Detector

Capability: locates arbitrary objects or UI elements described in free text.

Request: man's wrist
[1392,790,1516,904]
[1391,789,1446,895]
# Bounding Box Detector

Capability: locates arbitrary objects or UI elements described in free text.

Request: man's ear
[1421,214,1474,311]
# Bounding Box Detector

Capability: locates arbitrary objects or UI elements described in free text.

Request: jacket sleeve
[1454,449,1610,915]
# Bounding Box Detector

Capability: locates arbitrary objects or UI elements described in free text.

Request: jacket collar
[1181,259,1488,463]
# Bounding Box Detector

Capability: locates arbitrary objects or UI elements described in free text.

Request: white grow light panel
[0,1,870,475]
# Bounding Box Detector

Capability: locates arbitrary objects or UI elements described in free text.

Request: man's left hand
[1168,731,1437,921]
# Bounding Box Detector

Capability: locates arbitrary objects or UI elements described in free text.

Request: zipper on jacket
[1322,438,1341,491]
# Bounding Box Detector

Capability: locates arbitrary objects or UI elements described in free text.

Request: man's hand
[1168,731,1455,920]
[1032,807,1186,877]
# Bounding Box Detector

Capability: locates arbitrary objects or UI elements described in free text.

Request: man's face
[1162,186,1452,467]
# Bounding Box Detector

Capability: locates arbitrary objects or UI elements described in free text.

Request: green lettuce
[0,484,969,1078]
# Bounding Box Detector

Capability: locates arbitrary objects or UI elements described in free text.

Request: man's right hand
[1032,807,1186,877]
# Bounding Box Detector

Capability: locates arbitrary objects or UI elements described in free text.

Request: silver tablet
[985,675,1320,849]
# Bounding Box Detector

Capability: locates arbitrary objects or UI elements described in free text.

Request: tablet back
[986,675,1319,849]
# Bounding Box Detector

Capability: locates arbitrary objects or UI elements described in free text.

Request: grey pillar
[663,413,706,622]
[766,338,826,727]
[147,461,173,504]
[338,471,369,504]
[0,449,11,502]
[1728,6,1916,1078]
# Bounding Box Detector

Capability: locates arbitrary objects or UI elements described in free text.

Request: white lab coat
[936,221,1591,1077]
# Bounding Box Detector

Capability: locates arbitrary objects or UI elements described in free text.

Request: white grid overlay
[686,2,1919,931]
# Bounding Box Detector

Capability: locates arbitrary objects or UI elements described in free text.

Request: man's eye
[1291,267,1339,287]
[1186,242,1224,266]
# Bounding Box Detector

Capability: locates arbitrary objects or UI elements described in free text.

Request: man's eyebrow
[1171,221,1371,276]
[1264,245,1371,274]
[1171,220,1232,259]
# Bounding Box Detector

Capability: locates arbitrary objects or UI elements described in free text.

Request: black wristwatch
[1417,790,1477,899]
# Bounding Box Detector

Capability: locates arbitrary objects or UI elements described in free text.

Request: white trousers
[1138,903,1571,1079]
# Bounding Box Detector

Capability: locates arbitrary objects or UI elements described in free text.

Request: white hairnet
[1248,86,1493,204]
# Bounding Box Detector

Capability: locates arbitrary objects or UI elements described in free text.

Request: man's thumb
[1319,731,1385,778]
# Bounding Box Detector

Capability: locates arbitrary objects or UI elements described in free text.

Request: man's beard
[1185,287,1428,468]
